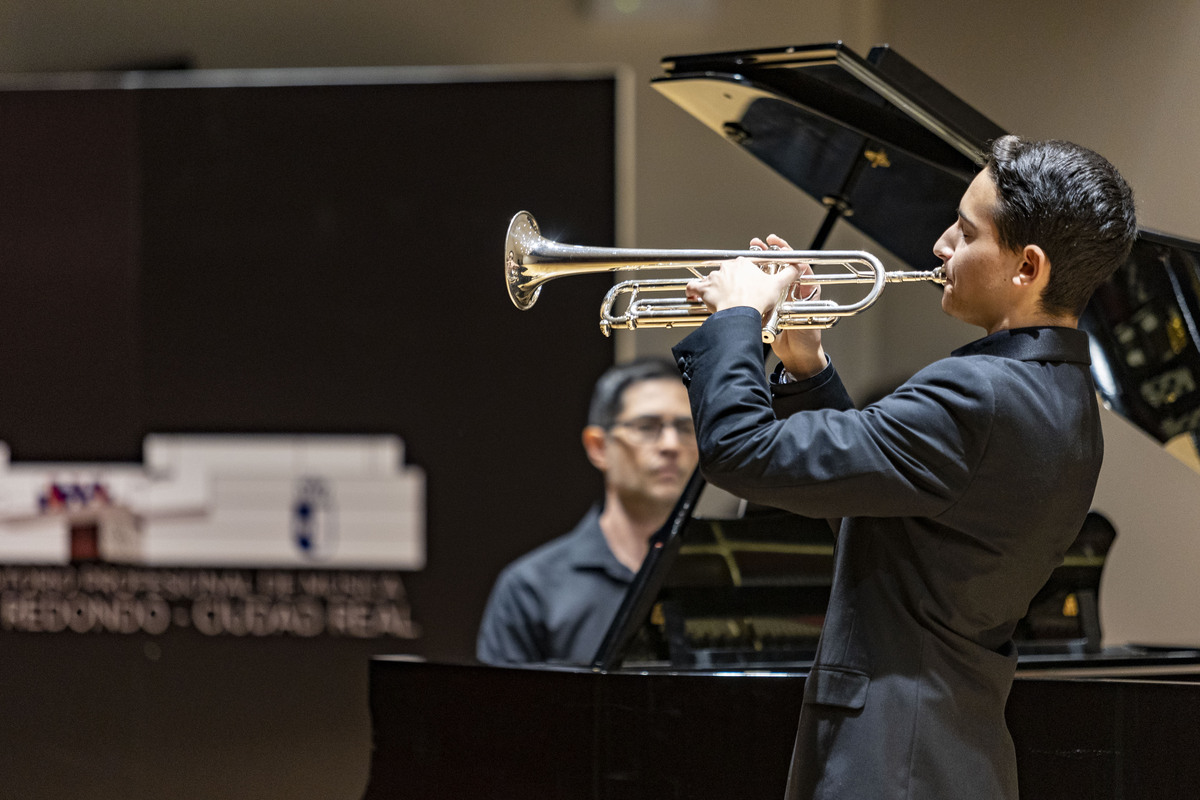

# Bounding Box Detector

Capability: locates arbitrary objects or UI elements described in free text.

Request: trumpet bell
[505,211,545,310]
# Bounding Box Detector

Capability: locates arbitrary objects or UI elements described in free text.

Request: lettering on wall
[0,565,419,638]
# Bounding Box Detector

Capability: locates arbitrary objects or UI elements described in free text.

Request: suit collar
[951,326,1092,365]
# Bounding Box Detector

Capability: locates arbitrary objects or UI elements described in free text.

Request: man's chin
[651,481,690,505]
[940,292,966,323]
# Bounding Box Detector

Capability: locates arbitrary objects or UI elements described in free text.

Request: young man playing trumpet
[673,135,1136,800]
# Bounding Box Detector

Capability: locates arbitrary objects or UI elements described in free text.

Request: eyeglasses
[609,415,696,444]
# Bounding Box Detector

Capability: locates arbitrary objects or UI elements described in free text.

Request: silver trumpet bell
[504,211,945,342]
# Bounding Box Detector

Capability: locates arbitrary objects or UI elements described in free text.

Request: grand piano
[365,43,1200,799]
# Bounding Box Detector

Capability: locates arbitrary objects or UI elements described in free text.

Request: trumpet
[504,211,945,342]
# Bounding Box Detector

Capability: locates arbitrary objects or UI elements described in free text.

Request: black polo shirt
[476,506,635,665]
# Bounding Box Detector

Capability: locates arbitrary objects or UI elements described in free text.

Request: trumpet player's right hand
[751,234,829,380]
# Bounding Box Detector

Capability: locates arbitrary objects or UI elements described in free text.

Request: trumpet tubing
[504,211,945,341]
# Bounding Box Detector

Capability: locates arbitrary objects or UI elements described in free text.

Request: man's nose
[658,426,683,448]
[932,228,954,262]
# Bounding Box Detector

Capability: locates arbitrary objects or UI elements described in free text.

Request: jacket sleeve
[769,357,855,418]
[672,309,994,520]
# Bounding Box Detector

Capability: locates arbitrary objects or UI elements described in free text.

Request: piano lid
[652,41,1200,462]
[1083,228,1200,454]
[651,42,1006,267]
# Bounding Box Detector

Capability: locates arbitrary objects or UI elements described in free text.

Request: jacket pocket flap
[804,666,870,709]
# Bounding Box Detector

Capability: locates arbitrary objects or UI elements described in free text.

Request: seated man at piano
[675,134,1137,800]
[477,357,699,665]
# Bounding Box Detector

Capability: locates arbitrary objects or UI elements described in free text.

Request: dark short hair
[984,135,1137,315]
[587,357,682,429]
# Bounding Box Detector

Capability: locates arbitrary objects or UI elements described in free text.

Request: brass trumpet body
[505,211,945,341]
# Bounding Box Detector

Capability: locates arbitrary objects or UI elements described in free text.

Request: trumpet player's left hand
[685,253,798,316]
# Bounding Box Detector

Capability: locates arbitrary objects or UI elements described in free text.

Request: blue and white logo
[293,477,337,560]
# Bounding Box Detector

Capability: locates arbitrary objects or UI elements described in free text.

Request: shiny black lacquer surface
[365,660,802,798]
[365,659,1200,800]
[652,43,1002,269]
[1083,229,1200,445]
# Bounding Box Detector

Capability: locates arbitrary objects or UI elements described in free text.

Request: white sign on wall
[0,435,426,638]
[0,434,425,569]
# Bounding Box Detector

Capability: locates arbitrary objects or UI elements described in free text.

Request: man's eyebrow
[957,207,977,230]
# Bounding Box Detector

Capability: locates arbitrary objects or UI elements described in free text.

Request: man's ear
[1016,244,1050,289]
[582,425,608,472]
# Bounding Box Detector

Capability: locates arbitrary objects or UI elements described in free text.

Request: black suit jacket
[673,308,1102,800]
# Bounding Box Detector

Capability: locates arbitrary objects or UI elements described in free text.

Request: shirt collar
[565,505,635,582]
[951,325,1092,365]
